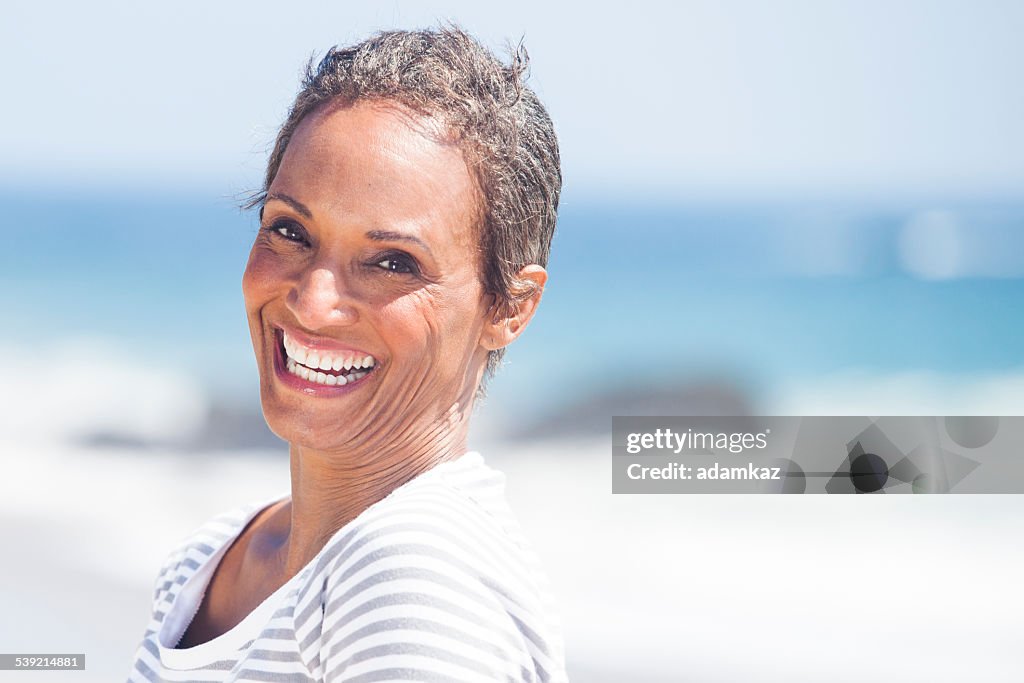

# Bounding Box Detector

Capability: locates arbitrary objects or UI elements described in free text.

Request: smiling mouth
[277,330,377,387]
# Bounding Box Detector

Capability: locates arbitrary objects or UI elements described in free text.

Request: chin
[260,410,334,452]
[255,385,306,437]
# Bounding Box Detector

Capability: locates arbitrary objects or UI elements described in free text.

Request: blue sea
[4,189,1024,435]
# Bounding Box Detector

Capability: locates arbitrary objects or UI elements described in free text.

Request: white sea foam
[0,336,208,445]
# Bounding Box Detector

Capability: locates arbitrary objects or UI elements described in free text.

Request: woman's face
[242,101,492,452]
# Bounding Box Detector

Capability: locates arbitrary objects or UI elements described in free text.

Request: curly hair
[248,25,561,384]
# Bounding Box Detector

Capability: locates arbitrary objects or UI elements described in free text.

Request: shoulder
[149,498,273,608]
[329,452,547,602]
[317,453,568,681]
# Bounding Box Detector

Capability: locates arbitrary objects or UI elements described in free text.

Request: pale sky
[2,0,1022,200]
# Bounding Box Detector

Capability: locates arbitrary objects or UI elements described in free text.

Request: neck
[279,397,473,575]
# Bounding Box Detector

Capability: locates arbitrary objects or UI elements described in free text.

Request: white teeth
[287,368,367,385]
[286,353,370,386]
[282,331,376,382]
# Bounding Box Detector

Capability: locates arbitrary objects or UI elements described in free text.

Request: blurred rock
[77,401,283,453]
[506,379,752,441]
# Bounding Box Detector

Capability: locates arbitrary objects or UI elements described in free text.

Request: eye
[374,252,419,275]
[263,218,308,245]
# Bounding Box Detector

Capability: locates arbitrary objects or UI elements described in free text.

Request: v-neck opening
[156,491,291,670]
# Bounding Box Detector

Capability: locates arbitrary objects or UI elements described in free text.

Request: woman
[128,26,567,682]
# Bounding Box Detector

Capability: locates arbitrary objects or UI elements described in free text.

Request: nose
[286,264,360,330]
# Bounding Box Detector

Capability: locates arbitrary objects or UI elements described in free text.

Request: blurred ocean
[4,190,1024,446]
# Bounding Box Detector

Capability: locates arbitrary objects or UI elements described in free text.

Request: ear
[480,265,548,351]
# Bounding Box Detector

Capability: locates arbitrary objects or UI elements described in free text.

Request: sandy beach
[2,434,1021,682]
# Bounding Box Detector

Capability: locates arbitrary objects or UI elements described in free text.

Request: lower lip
[271,330,376,396]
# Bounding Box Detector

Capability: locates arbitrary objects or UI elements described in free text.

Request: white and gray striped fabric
[127,452,568,682]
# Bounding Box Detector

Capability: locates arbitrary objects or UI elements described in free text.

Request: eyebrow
[262,194,432,256]
[366,229,433,256]
[264,192,313,219]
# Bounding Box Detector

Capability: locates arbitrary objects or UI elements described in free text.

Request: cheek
[242,245,284,310]
[375,283,484,362]
[375,290,442,347]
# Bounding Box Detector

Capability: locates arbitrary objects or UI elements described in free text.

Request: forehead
[271,101,481,249]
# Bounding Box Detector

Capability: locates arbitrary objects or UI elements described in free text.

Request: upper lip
[275,325,378,366]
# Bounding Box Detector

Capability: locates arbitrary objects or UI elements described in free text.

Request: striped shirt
[127,451,568,682]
